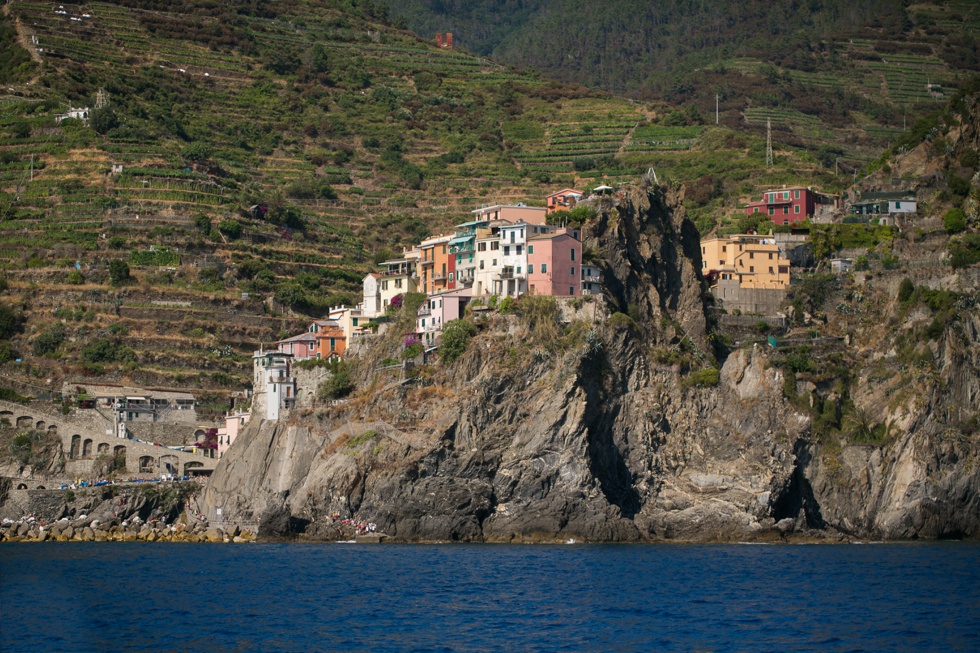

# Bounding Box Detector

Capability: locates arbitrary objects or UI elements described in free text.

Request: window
[794,205,800,214]
[895,202,901,209]
[516,266,521,274]
[478,242,487,252]
[381,280,388,291]
[794,190,800,199]
[479,260,484,270]
[570,248,576,261]
[395,279,402,288]
[421,319,425,328]
[516,245,523,255]
[754,207,759,214]
[510,232,515,243]
[570,266,575,275]
[570,287,574,295]
[768,253,773,259]
[528,245,534,255]
[442,245,446,254]
[491,241,499,250]
[768,267,774,274]
[783,191,789,199]
[449,273,454,281]
[722,246,726,252]
[503,246,510,256]
[749,266,754,272]
[528,264,534,274]
[541,263,547,273]
[783,207,789,215]
[492,259,497,266]
[749,252,754,259]
[768,207,774,216]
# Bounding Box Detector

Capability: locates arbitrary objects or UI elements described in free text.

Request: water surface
[2,542,978,652]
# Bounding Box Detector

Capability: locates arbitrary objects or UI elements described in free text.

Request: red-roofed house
[275,332,317,360]
[545,188,584,214]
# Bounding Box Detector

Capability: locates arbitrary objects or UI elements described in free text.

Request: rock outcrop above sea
[203,183,980,542]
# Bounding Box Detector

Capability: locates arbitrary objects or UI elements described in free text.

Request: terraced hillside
[0,0,937,395]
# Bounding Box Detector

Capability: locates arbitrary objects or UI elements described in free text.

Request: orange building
[419,234,455,295]
[309,320,347,360]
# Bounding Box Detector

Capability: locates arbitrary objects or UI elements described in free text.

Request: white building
[581,263,602,296]
[252,350,296,421]
[362,259,418,318]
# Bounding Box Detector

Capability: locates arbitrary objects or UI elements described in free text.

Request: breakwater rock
[0,515,256,543]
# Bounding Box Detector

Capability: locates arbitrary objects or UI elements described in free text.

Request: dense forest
[388,0,980,99]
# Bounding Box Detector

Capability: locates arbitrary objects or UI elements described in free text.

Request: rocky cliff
[203,183,980,542]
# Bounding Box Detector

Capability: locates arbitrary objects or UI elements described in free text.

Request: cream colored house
[700,234,791,289]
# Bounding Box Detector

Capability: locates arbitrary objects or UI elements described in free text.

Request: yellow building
[700,234,791,289]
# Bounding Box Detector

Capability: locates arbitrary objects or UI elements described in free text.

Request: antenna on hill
[765,118,773,168]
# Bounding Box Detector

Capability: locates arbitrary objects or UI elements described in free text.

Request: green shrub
[944,208,967,234]
[440,319,477,363]
[66,270,84,285]
[218,220,242,239]
[0,387,29,403]
[109,259,130,284]
[607,312,638,332]
[31,325,64,356]
[685,367,720,388]
[950,233,980,269]
[318,361,354,399]
[0,341,18,364]
[402,343,423,359]
[897,278,914,303]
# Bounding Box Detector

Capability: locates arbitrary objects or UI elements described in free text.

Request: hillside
[0,0,863,394]
[390,0,980,167]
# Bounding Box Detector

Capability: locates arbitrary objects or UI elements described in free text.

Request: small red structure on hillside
[435,33,453,49]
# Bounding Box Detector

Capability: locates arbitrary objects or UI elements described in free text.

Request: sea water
[2,542,978,652]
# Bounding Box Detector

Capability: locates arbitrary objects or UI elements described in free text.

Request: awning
[449,235,474,245]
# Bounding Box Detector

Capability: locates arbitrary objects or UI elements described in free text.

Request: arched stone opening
[0,411,12,428]
[113,445,127,458]
[48,424,58,434]
[184,461,204,475]
[35,420,46,431]
[97,443,109,455]
[82,439,93,458]
[16,415,33,429]
[36,485,45,490]
[194,428,206,438]
[159,455,179,476]
[139,456,155,473]
[70,435,81,459]
[17,483,28,490]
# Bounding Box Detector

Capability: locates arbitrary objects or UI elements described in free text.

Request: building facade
[701,235,791,289]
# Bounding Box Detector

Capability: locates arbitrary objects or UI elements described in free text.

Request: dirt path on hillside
[4,2,44,69]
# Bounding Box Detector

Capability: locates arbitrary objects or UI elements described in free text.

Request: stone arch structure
[0,409,13,422]
[139,456,155,473]
[17,483,27,489]
[159,455,179,475]
[36,485,45,490]
[35,420,46,431]
[184,461,204,475]
[82,439,93,458]
[16,415,33,429]
[70,435,81,459]
[48,424,58,435]
[113,445,127,458]
[194,428,206,438]
[97,443,109,455]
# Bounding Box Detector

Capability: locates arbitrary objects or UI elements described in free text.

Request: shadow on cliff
[770,439,826,529]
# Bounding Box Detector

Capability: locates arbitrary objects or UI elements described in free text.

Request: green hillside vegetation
[389,0,980,167]
[0,0,973,395]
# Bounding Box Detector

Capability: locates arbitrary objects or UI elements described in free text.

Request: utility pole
[715,94,719,125]
[30,154,33,182]
[765,119,773,168]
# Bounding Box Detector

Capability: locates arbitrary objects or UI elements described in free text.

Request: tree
[67,270,84,285]
[31,324,64,356]
[109,259,130,285]
[0,303,21,339]
[440,319,476,363]
[89,107,118,135]
[194,213,211,233]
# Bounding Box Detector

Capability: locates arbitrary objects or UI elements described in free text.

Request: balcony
[459,277,474,287]
[420,259,434,267]
[432,272,447,280]
[417,306,431,316]
[582,275,601,283]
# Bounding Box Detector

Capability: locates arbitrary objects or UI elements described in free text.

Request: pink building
[216,410,250,459]
[545,188,584,214]
[275,332,317,360]
[417,288,472,346]
[527,229,581,297]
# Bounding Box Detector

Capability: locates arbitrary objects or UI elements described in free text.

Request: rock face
[203,184,980,542]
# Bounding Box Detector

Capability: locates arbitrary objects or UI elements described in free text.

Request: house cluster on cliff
[364,189,602,345]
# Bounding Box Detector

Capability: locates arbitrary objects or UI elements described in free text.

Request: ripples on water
[2,542,978,652]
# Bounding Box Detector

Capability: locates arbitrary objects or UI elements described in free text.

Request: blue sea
[2,542,979,652]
